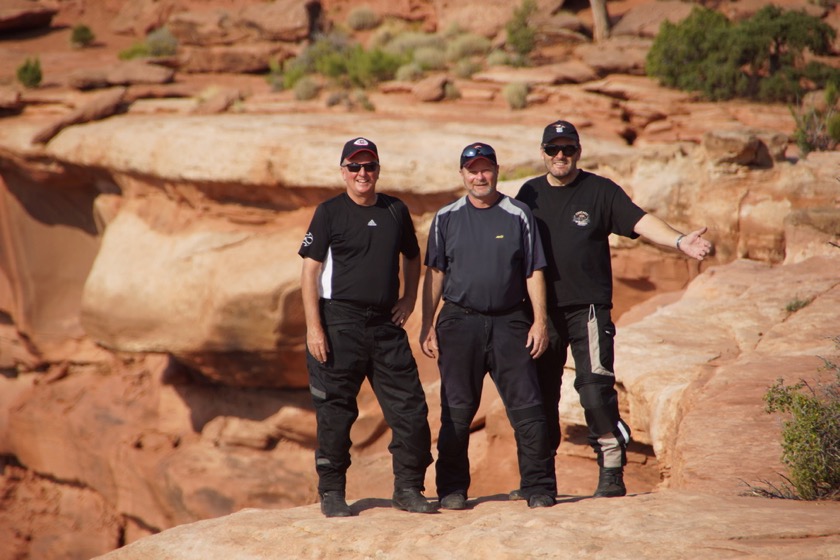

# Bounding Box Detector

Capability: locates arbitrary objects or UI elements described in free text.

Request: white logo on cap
[355,139,369,146]
[556,125,566,133]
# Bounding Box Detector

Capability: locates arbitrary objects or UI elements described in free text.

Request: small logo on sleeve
[302,232,313,246]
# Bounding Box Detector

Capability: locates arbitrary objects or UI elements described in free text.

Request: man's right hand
[307,326,329,364]
[420,325,438,359]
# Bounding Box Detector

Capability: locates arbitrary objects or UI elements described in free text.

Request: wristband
[676,234,685,250]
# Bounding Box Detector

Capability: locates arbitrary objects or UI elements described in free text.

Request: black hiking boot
[440,493,468,510]
[528,494,556,508]
[392,488,436,513]
[320,490,352,517]
[594,467,627,497]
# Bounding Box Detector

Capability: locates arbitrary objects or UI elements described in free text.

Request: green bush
[293,76,320,100]
[118,27,178,60]
[646,6,838,102]
[792,85,840,155]
[506,0,537,56]
[16,57,42,88]
[503,82,529,109]
[453,58,482,79]
[444,81,461,101]
[412,46,446,71]
[279,33,403,91]
[118,43,150,60]
[395,62,424,82]
[71,24,95,48]
[382,31,440,58]
[445,33,491,62]
[764,338,840,501]
[146,27,178,56]
[785,297,813,313]
[346,6,380,31]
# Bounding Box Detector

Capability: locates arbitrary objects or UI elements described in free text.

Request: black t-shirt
[516,171,646,308]
[298,193,420,309]
[425,194,546,313]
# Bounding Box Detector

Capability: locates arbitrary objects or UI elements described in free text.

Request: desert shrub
[503,82,529,109]
[146,27,178,56]
[293,76,320,100]
[647,6,838,102]
[118,27,178,60]
[440,22,465,40]
[346,6,380,31]
[444,81,461,100]
[395,62,423,82]
[506,0,537,56]
[487,49,511,67]
[342,45,403,88]
[764,338,840,501]
[499,163,544,182]
[382,31,440,58]
[351,90,375,111]
[412,46,446,71]
[265,58,284,91]
[16,57,42,88]
[71,24,95,48]
[786,297,814,313]
[453,58,482,79]
[792,85,840,155]
[281,33,403,90]
[445,33,491,62]
[118,43,150,60]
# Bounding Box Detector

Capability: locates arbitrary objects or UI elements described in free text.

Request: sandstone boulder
[611,0,695,38]
[0,1,57,33]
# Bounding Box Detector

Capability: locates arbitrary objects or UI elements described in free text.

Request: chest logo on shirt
[302,232,313,246]
[572,211,591,227]
[367,219,377,227]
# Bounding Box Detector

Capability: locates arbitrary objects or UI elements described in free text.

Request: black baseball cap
[459,142,497,168]
[542,120,579,144]
[340,137,379,163]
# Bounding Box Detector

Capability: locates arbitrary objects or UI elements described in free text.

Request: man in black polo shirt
[420,142,557,510]
[515,120,713,498]
[299,137,434,517]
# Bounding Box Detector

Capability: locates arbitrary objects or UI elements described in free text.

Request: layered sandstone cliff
[1,1,840,559]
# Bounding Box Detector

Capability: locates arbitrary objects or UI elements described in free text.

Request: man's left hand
[391,297,414,327]
[526,322,548,359]
[680,227,713,261]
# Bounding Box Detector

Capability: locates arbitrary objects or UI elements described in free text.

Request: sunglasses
[461,145,496,159]
[543,144,579,157]
[342,162,380,172]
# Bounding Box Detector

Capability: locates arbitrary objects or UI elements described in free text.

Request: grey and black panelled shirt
[425,194,546,313]
[299,193,420,309]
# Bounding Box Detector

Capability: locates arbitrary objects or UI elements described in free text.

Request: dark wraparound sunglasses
[342,162,380,172]
[543,144,579,157]
[461,145,496,159]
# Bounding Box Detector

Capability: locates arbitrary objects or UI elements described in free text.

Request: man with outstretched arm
[515,120,713,498]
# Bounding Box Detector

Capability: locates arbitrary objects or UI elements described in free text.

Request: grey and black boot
[594,467,626,497]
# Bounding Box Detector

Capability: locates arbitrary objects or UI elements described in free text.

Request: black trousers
[536,304,631,466]
[434,302,556,499]
[306,299,433,494]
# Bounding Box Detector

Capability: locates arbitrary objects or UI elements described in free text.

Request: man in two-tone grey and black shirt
[420,142,557,510]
